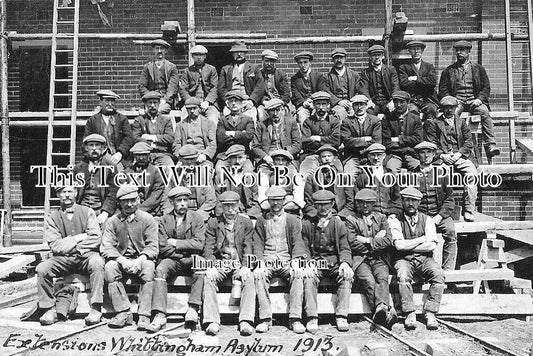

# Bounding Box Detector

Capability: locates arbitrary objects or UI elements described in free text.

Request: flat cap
[316,144,338,156]
[178,144,199,159]
[130,141,152,154]
[440,95,458,107]
[415,141,438,151]
[264,98,285,111]
[350,94,369,103]
[400,186,423,200]
[151,39,171,48]
[230,41,249,52]
[225,89,248,101]
[355,188,378,201]
[331,47,347,57]
[83,134,107,144]
[219,190,240,204]
[168,186,192,199]
[294,51,314,62]
[312,189,336,203]
[141,91,162,102]
[365,143,386,154]
[392,91,411,101]
[261,49,279,60]
[406,40,426,49]
[266,186,287,199]
[116,186,139,200]
[184,97,203,108]
[367,44,385,54]
[453,40,472,49]
[96,90,120,100]
[55,185,76,194]
[310,91,331,102]
[270,149,293,161]
[225,144,246,158]
[190,45,208,54]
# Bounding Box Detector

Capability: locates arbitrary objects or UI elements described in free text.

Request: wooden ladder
[44,0,80,216]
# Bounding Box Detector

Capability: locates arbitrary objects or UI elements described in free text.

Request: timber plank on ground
[516,138,533,154]
[0,255,35,278]
[0,243,49,255]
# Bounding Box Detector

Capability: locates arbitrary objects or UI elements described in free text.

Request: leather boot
[146,313,167,333]
[84,305,102,326]
[108,311,133,329]
[39,308,58,326]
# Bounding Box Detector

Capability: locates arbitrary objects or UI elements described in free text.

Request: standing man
[427,96,478,222]
[203,191,256,336]
[438,40,499,157]
[258,50,291,122]
[398,41,438,122]
[324,47,360,122]
[302,190,353,333]
[343,189,396,328]
[358,45,400,116]
[252,187,308,333]
[36,185,104,326]
[179,45,219,125]
[84,90,134,170]
[148,187,206,333]
[382,91,423,173]
[291,51,327,124]
[101,186,159,329]
[389,187,445,330]
[218,41,265,122]
[138,39,180,113]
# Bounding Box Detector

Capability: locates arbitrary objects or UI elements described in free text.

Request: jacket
[123,163,165,216]
[291,69,326,107]
[382,110,423,157]
[358,65,400,103]
[138,59,180,102]
[340,114,382,159]
[398,60,438,103]
[218,61,265,106]
[324,67,360,106]
[172,114,217,159]
[158,210,205,260]
[216,113,255,156]
[84,112,134,158]
[416,165,455,219]
[179,63,219,105]
[426,115,476,164]
[438,61,491,105]
[302,215,352,267]
[251,115,302,162]
[303,166,347,218]
[132,113,175,154]
[73,160,118,216]
[260,68,291,104]
[301,113,342,154]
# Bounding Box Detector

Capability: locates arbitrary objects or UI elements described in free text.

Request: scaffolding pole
[504,0,515,111]
[384,0,393,64]
[187,0,196,65]
[0,0,11,246]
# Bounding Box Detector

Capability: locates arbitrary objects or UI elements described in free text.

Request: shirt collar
[334,67,346,76]
[120,210,138,222]
[372,64,383,72]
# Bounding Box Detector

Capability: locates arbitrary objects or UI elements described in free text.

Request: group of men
[30,38,490,335]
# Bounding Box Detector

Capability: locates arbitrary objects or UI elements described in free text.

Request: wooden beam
[504,0,514,111]
[187,0,196,66]
[0,243,49,254]
[515,138,533,154]
[384,0,393,64]
[0,288,38,309]
[0,255,35,278]
[444,268,514,283]
[455,221,533,234]
[8,32,267,41]
[505,246,533,263]
[478,163,533,175]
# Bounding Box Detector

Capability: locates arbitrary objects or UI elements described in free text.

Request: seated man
[324,48,360,122]
[123,142,167,217]
[438,40,499,157]
[382,91,423,173]
[258,49,291,122]
[36,185,104,326]
[147,187,206,333]
[291,51,326,124]
[179,45,219,125]
[343,189,396,328]
[84,90,134,169]
[251,98,301,171]
[341,94,382,177]
[74,134,118,227]
[252,187,308,333]
[203,191,256,336]
[300,91,342,178]
[173,97,217,167]
[413,141,457,271]
[427,96,478,222]
[389,187,445,330]
[302,190,353,333]
[101,186,159,329]
[303,144,347,218]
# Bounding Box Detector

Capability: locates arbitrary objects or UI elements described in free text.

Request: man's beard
[235,57,246,64]
[102,107,116,115]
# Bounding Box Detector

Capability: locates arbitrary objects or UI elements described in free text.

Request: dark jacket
[204,214,254,267]
[218,61,265,106]
[382,110,423,157]
[179,63,219,105]
[260,68,291,104]
[73,160,118,216]
[416,165,455,219]
[438,61,491,105]
[251,115,302,162]
[301,113,342,154]
[303,166,347,218]
[123,163,165,217]
[426,115,475,163]
[158,210,205,260]
[138,59,180,102]
[132,113,175,154]
[302,215,352,267]
[173,114,217,159]
[84,112,134,158]
[324,67,360,106]
[252,212,309,260]
[340,114,382,159]
[398,60,438,103]
[216,113,255,156]
[291,69,326,107]
[358,65,400,103]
